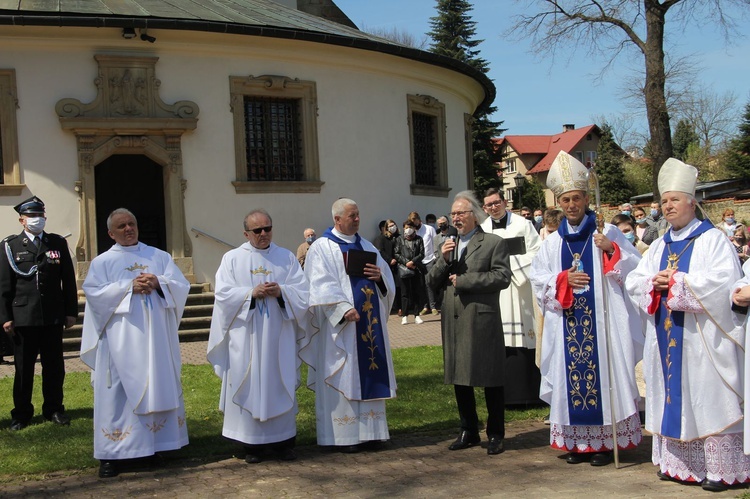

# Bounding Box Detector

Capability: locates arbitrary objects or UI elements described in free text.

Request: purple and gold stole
[655,219,712,438]
[558,212,604,425]
[322,228,391,400]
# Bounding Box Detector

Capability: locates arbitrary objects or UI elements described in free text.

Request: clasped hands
[651,269,675,292]
[133,273,161,295]
[252,281,282,299]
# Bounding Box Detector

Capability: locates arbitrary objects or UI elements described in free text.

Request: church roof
[0,0,495,113]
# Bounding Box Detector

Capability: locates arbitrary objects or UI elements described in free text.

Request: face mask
[24,216,46,234]
[388,225,397,234]
[438,224,447,232]
[305,236,315,244]
[534,216,543,224]
[726,217,735,224]
[650,209,658,217]
[621,210,631,217]
[623,232,635,243]
[404,228,415,237]
[635,217,647,225]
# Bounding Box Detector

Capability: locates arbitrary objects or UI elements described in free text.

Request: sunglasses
[248,226,272,234]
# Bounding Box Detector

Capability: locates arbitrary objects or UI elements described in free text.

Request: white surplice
[627,219,749,484]
[530,217,643,452]
[80,243,190,460]
[480,213,541,348]
[207,242,308,445]
[300,230,396,446]
[735,259,750,454]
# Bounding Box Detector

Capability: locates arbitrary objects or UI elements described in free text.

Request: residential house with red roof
[494,124,603,207]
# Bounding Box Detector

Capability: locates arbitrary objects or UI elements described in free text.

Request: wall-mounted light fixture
[122,27,136,39]
[140,29,156,43]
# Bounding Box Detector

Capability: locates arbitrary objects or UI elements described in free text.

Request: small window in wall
[407,94,449,197]
[505,159,517,173]
[587,151,597,167]
[230,75,322,194]
[0,70,24,195]
[575,151,584,164]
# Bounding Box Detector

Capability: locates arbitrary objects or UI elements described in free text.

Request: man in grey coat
[426,191,512,456]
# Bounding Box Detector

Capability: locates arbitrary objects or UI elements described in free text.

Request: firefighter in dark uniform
[0,196,78,430]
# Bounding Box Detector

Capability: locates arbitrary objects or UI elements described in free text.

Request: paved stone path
[0,313,743,497]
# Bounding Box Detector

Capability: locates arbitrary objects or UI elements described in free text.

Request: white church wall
[0,26,487,286]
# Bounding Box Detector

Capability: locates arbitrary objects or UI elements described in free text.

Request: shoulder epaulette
[1,234,18,243]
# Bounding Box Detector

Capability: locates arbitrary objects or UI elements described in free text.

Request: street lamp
[514,172,526,210]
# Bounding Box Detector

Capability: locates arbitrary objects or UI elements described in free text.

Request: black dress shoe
[47,411,71,426]
[337,444,361,454]
[656,470,675,481]
[359,440,386,451]
[448,431,480,451]
[10,419,28,431]
[590,451,613,467]
[565,452,589,464]
[487,436,504,455]
[245,452,263,464]
[278,447,297,461]
[98,460,119,478]
[701,479,728,492]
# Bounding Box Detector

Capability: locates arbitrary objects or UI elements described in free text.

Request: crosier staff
[588,167,620,469]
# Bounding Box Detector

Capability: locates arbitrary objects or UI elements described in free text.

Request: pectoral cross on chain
[666,253,679,270]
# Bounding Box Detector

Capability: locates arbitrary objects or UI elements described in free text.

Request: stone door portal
[55,54,199,281]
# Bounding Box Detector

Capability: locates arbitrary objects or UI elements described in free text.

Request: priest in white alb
[300,198,396,453]
[80,208,190,479]
[530,152,643,467]
[626,158,748,492]
[207,209,309,464]
[480,187,542,404]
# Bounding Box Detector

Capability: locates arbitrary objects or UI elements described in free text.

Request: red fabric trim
[602,242,620,274]
[647,288,661,315]
[556,270,573,309]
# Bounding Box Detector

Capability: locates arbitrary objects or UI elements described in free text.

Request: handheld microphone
[445,226,458,263]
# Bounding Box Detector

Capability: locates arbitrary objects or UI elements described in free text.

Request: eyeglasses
[483,201,503,208]
[247,226,272,234]
[450,210,473,218]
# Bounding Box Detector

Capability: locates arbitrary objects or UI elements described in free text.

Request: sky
[334,1,750,142]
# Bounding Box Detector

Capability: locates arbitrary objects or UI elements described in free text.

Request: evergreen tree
[724,101,750,179]
[595,123,633,205]
[672,119,699,161]
[428,0,505,198]
[520,178,546,211]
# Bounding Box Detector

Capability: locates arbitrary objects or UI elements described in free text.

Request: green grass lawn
[0,345,546,481]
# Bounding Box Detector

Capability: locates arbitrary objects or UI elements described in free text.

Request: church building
[0,0,493,284]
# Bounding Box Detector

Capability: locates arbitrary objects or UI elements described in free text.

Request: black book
[346,249,377,277]
[503,236,526,256]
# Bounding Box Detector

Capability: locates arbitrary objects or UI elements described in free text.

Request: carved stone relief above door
[55,54,199,281]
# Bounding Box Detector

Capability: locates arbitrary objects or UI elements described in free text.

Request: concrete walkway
[1,313,743,497]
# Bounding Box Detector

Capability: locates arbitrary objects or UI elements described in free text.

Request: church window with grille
[230,75,321,194]
[407,94,449,197]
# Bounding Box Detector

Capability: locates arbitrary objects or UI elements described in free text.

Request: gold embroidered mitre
[546,151,590,199]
